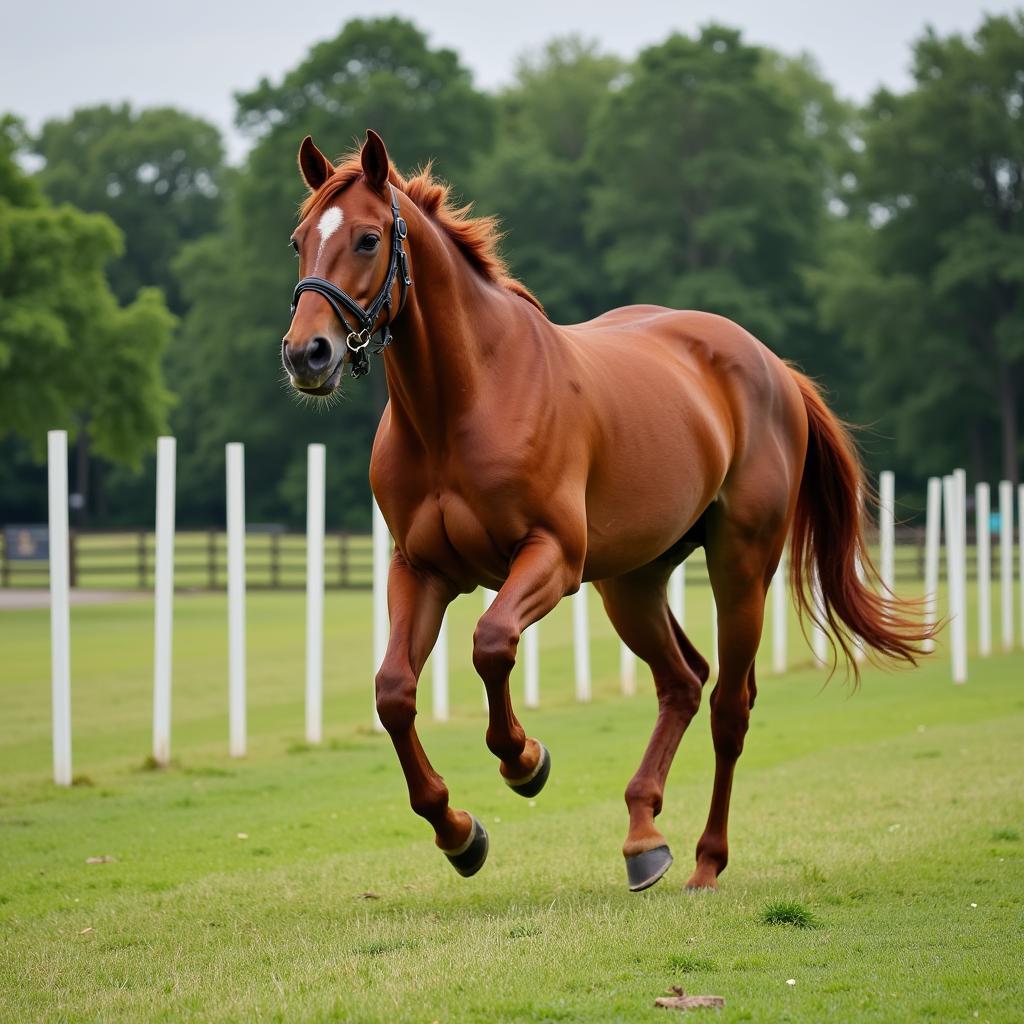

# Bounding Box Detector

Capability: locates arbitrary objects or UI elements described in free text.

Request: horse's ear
[298,135,333,192]
[360,129,390,193]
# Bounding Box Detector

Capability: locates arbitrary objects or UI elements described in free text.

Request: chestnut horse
[282,130,927,891]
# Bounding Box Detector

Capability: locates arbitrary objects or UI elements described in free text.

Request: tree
[471,38,623,323]
[755,51,863,404]
[816,13,1024,484]
[0,118,174,496]
[35,104,225,313]
[585,26,829,362]
[170,17,495,529]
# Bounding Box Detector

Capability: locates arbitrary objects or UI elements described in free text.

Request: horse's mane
[298,152,545,315]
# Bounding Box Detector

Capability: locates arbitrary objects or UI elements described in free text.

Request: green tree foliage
[586,26,831,363]
[755,51,861,402]
[0,118,174,470]
[815,14,1024,483]
[35,104,225,314]
[170,17,494,529]
[471,38,623,323]
[760,51,860,213]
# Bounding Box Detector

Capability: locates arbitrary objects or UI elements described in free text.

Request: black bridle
[289,184,412,379]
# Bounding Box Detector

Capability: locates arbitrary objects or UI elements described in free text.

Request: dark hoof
[505,742,551,799]
[443,815,489,877]
[625,844,673,892]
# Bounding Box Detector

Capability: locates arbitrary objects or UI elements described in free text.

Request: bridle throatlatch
[290,184,412,379]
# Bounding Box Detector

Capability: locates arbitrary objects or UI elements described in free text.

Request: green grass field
[1,581,1022,1022]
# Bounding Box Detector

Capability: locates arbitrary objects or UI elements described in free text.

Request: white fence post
[47,430,72,787]
[710,590,719,675]
[852,552,867,664]
[811,570,828,668]
[879,470,895,594]
[573,585,591,702]
[955,469,968,625]
[943,474,967,683]
[152,436,176,766]
[432,613,449,722]
[482,589,496,710]
[372,498,389,732]
[999,480,1014,652]
[620,642,636,696]
[669,564,685,626]
[1018,484,1024,648]
[955,468,968,661]
[923,477,942,653]
[523,624,540,708]
[976,482,991,657]
[305,444,325,744]
[771,547,787,674]
[226,443,247,756]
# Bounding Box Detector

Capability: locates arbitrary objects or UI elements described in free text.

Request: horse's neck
[382,214,530,446]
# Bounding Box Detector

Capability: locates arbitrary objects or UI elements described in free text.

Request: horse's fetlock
[485,722,526,763]
[409,780,448,821]
[696,833,729,872]
[625,776,663,815]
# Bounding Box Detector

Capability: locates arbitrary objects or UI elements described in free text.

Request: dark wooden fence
[0,528,373,591]
[1,524,1014,592]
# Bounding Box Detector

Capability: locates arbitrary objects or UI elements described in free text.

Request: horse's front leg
[473,531,579,797]
[375,552,486,876]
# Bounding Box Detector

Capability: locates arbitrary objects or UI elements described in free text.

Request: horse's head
[283,130,406,396]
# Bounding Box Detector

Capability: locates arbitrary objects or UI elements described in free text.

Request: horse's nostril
[281,338,295,374]
[308,336,332,371]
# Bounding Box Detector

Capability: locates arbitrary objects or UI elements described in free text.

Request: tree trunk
[95,458,108,523]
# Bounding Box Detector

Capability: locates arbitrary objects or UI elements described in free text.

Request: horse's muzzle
[282,335,343,395]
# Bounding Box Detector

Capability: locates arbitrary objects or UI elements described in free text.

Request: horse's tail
[787,367,931,680]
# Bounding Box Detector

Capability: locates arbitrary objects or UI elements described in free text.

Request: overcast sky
[2,0,1014,161]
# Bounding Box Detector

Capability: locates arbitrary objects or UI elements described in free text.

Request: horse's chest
[402,489,512,589]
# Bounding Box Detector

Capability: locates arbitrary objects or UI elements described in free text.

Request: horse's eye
[290,239,299,255]
[358,235,380,253]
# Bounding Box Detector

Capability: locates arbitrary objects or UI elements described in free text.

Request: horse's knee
[695,830,729,872]
[375,665,417,733]
[472,615,519,681]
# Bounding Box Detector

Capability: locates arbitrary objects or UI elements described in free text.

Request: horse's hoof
[442,815,489,877]
[625,844,673,892]
[684,865,721,891]
[504,742,551,799]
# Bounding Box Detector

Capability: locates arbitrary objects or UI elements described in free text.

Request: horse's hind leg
[595,564,706,891]
[685,509,785,890]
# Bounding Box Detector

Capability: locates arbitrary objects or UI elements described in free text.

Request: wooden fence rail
[1,529,374,591]
[1,525,1017,592]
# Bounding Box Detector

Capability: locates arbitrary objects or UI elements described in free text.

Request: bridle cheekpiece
[289,183,412,379]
